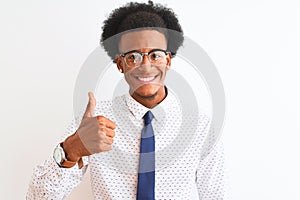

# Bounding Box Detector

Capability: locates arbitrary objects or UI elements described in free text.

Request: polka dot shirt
[27,88,227,200]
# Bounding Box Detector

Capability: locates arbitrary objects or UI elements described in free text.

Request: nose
[139,54,152,70]
[141,54,151,65]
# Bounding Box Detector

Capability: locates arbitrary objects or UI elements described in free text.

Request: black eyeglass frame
[118,49,171,69]
[119,48,169,58]
[113,49,175,63]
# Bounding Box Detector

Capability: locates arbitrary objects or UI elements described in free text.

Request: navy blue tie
[136,111,155,200]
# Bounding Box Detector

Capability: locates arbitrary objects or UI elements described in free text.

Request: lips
[133,74,159,83]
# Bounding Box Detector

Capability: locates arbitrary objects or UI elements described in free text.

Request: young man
[27,1,226,199]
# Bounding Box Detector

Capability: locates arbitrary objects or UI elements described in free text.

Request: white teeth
[138,76,155,82]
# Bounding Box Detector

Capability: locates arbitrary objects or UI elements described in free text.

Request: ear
[166,52,171,69]
[115,55,124,73]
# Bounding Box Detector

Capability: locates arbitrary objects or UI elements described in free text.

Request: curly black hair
[100,1,184,62]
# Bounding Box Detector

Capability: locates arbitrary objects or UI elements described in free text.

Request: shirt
[27,88,227,200]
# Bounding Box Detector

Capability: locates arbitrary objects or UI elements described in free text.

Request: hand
[63,92,116,162]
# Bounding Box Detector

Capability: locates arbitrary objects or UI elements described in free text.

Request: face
[116,30,171,105]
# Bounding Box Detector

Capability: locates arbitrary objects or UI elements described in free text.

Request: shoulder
[93,94,126,117]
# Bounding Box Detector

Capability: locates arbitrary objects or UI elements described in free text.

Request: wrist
[53,143,77,168]
[62,133,81,162]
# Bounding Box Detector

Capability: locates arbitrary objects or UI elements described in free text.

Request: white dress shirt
[27,88,227,200]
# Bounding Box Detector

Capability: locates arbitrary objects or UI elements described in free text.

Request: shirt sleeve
[26,156,88,200]
[195,139,227,200]
[26,109,88,200]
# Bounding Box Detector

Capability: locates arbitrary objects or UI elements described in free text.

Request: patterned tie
[136,111,155,200]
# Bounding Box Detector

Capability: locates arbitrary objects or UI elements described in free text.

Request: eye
[150,51,163,60]
[126,53,141,63]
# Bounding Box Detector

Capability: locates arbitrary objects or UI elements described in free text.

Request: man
[27,1,226,199]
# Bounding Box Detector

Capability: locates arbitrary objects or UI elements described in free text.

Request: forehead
[118,30,167,53]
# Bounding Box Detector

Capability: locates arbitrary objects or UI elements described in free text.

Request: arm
[196,139,227,200]
[27,92,116,199]
[26,114,89,199]
[26,155,89,200]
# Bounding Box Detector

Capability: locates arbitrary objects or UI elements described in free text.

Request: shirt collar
[124,86,178,122]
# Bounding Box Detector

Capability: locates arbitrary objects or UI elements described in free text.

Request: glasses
[119,49,170,69]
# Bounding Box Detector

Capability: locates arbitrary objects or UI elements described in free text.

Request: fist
[63,92,116,162]
[77,114,116,156]
[78,92,116,155]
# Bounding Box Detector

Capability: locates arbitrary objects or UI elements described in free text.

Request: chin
[131,85,161,98]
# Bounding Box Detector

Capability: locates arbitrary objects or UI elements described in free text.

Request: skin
[116,30,171,108]
[62,92,116,166]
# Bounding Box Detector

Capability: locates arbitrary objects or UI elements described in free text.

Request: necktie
[136,111,155,200]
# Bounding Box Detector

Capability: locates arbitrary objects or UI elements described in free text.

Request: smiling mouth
[134,74,160,83]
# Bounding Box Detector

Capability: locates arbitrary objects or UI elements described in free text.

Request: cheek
[159,67,168,78]
[122,70,134,82]
[124,70,138,87]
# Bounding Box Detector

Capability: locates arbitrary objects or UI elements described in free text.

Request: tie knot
[143,111,153,125]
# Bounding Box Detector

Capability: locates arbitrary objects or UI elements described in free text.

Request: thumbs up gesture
[83,92,97,118]
[62,92,116,165]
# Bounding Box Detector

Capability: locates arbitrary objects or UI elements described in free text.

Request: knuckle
[99,126,105,132]
[97,115,104,120]
[97,128,106,134]
[111,131,115,137]
[97,116,106,124]
[97,130,102,137]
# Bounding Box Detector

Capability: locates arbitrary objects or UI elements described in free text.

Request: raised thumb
[83,92,96,118]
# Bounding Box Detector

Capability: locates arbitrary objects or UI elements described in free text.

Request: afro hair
[100,1,184,62]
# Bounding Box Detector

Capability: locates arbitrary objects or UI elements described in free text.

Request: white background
[0,0,299,199]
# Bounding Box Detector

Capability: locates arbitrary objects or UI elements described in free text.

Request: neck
[131,86,167,108]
